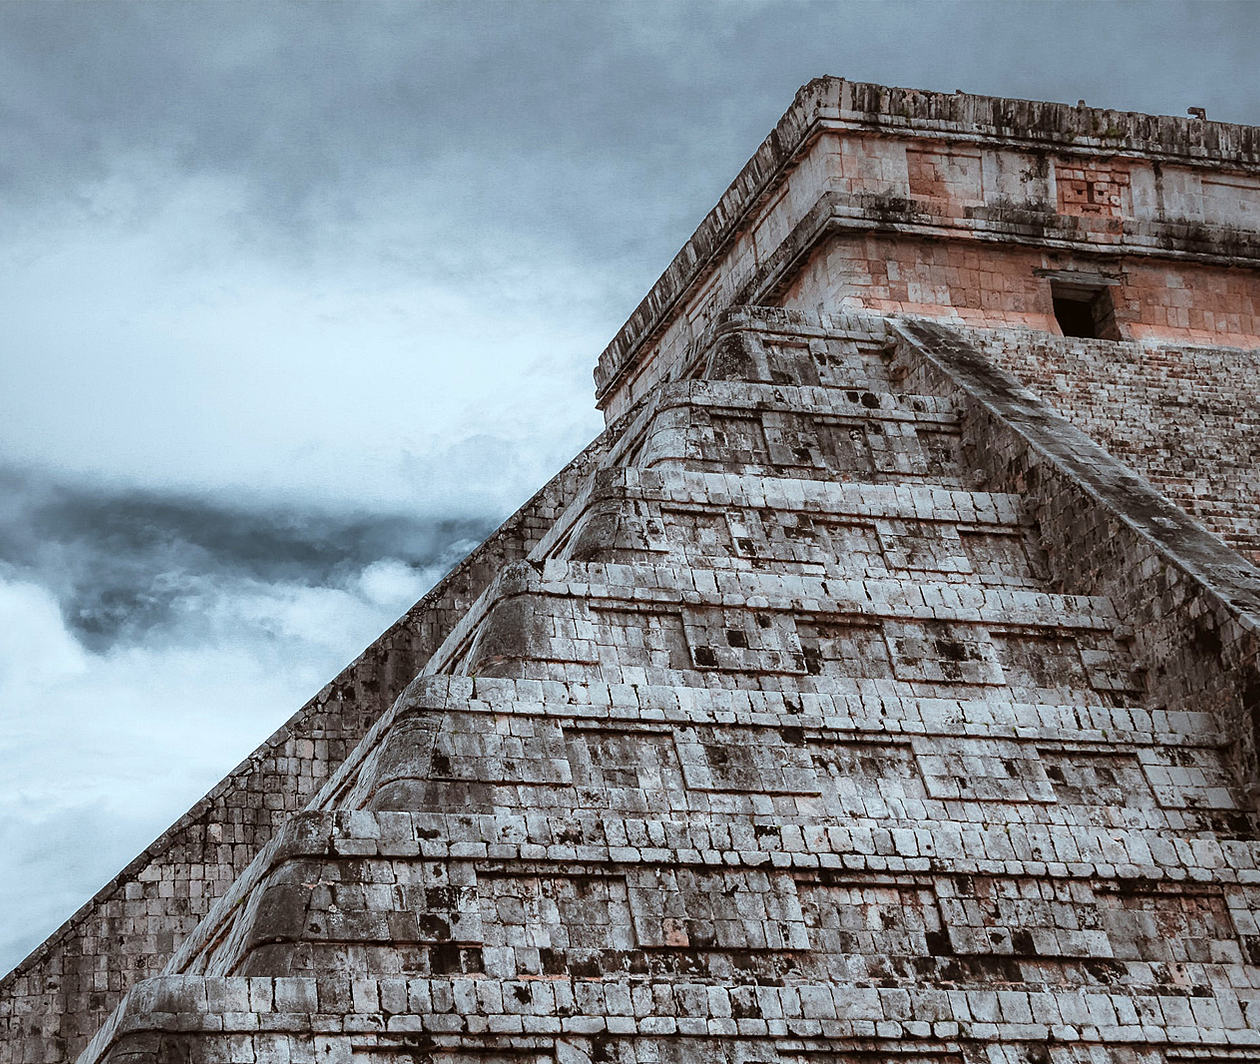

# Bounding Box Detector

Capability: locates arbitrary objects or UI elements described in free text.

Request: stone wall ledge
[147,801,1260,991]
[371,689,1222,750]
[77,972,1260,1064]
[424,556,1119,678]
[579,468,1028,521]
[310,675,1224,819]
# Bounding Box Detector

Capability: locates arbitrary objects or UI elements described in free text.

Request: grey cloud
[5,2,1251,277]
[0,465,500,976]
[0,465,494,651]
[0,3,743,269]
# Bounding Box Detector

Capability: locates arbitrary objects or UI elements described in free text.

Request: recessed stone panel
[707,412,770,467]
[1096,886,1243,964]
[590,607,691,671]
[431,713,572,787]
[937,876,1110,959]
[626,869,809,951]
[913,737,1055,803]
[989,630,1091,697]
[811,739,927,819]
[673,726,820,795]
[682,606,805,674]
[886,620,1003,685]
[875,518,969,574]
[564,726,686,798]
[477,873,636,978]
[1138,746,1242,810]
[959,527,1042,584]
[797,619,894,679]
[798,879,945,969]
[1039,748,1157,810]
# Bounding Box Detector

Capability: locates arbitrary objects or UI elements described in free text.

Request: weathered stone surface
[7,77,1260,1064]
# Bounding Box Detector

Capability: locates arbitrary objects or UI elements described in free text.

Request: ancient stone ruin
[6,78,1260,1064]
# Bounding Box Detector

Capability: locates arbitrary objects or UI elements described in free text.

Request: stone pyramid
[8,80,1260,1064]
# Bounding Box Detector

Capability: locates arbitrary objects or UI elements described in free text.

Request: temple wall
[775,234,1260,563]
[75,308,1260,1064]
[778,234,1260,346]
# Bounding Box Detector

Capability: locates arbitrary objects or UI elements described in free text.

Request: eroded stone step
[629,379,965,486]
[540,470,1046,587]
[429,561,1131,700]
[341,730,1249,840]
[556,469,1027,524]
[436,560,1120,657]
[158,808,1260,995]
[312,676,1247,838]
[331,675,1223,751]
[79,973,1260,1064]
[691,307,898,391]
[649,379,957,420]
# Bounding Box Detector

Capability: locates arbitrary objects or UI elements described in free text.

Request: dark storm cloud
[0,2,744,276]
[0,465,499,977]
[0,464,498,971]
[0,465,493,651]
[5,2,1252,282]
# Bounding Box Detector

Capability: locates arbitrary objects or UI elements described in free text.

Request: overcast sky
[2,0,1257,977]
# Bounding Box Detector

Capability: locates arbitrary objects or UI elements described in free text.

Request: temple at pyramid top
[6,78,1260,1064]
[595,77,1260,420]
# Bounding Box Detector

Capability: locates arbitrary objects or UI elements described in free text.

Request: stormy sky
[1,1,1257,976]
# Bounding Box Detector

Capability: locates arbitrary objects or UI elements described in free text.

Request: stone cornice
[831,79,1260,167]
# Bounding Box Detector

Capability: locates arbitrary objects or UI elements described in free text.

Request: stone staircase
[78,310,1260,1064]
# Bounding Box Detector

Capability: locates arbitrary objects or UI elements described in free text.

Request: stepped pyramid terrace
[6,78,1260,1064]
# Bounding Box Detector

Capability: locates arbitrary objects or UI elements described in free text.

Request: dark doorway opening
[1051,282,1121,340]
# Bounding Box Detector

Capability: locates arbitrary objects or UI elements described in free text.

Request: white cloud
[0,191,608,514]
[358,555,462,609]
[0,546,457,975]
[0,579,88,693]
